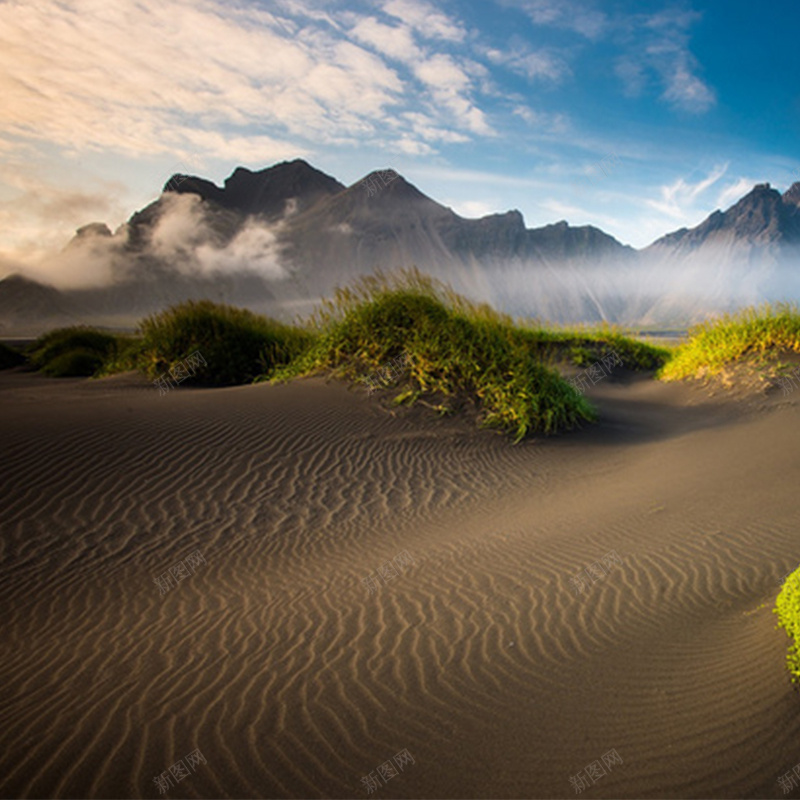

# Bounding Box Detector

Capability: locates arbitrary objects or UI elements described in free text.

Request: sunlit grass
[20,271,671,440]
[272,270,666,440]
[659,303,800,381]
[775,567,800,682]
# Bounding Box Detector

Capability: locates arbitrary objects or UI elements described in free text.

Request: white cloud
[382,0,466,42]
[716,178,759,211]
[511,106,570,136]
[539,198,626,234]
[507,0,608,39]
[617,10,715,114]
[141,192,290,279]
[645,164,728,221]
[0,161,130,278]
[421,166,547,189]
[391,137,435,155]
[415,53,471,91]
[349,16,421,62]
[196,221,287,279]
[614,57,647,96]
[644,8,703,33]
[0,0,503,170]
[487,46,569,83]
[400,112,470,143]
[447,200,497,218]
[414,54,492,135]
[0,0,403,159]
[661,57,716,113]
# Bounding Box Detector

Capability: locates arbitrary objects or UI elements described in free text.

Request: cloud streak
[0,0,498,165]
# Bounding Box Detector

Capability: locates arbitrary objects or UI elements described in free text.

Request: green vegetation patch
[514,324,672,372]
[659,303,800,382]
[274,271,599,440]
[27,327,120,377]
[22,274,670,440]
[775,566,800,682]
[137,299,312,386]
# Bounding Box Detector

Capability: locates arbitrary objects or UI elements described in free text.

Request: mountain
[2,159,800,336]
[270,167,636,319]
[648,182,800,254]
[117,159,636,320]
[281,170,632,269]
[165,160,346,221]
[639,182,800,322]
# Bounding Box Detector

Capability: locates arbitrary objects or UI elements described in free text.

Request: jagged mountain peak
[164,159,345,220]
[783,182,800,206]
[649,180,800,251]
[350,169,430,201]
[731,182,781,208]
[294,169,454,225]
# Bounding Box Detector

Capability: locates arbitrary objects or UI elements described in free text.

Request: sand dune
[1,369,800,798]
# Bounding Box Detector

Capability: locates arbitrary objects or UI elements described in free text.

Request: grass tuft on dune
[273,270,607,440]
[775,568,800,682]
[20,273,669,440]
[659,303,800,381]
[137,300,312,386]
[515,324,672,372]
[27,327,122,377]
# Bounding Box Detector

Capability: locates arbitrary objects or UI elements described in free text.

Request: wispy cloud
[660,55,716,113]
[486,44,570,83]
[349,16,422,63]
[645,164,728,221]
[716,177,760,210]
[414,54,493,135]
[446,199,498,218]
[0,161,129,269]
[504,0,609,39]
[512,105,570,134]
[618,9,716,113]
[0,0,494,165]
[397,112,470,143]
[382,0,466,41]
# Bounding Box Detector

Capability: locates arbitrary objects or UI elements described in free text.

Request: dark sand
[1,368,800,798]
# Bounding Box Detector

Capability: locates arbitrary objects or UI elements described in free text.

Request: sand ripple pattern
[1,373,800,798]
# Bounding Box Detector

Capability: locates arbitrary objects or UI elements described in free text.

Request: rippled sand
[1,369,799,798]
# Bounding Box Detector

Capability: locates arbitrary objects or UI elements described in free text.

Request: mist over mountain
[2,159,799,336]
[637,182,800,322]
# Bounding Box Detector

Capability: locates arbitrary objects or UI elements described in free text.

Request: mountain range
[2,159,799,335]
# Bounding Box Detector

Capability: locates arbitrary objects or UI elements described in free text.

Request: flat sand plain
[1,367,800,798]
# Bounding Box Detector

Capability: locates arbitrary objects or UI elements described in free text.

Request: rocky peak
[783,182,800,207]
[76,222,113,239]
[164,159,345,220]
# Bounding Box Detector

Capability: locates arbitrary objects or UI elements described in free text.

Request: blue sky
[1,0,799,281]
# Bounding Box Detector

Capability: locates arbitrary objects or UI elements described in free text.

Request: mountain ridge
[2,160,800,334]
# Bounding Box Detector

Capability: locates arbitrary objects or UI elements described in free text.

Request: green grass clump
[513,324,672,372]
[43,348,106,377]
[28,327,120,377]
[94,335,145,376]
[775,567,800,682]
[659,303,800,381]
[0,341,26,370]
[274,271,597,440]
[137,299,312,386]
